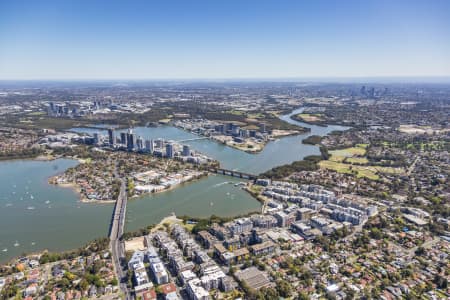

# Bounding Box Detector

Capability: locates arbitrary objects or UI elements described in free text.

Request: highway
[110,166,132,300]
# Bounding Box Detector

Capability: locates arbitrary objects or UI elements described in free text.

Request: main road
[110,165,132,300]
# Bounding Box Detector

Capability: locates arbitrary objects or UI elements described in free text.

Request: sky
[0,0,450,80]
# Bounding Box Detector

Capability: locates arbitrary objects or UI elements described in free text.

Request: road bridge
[109,167,132,299]
[177,137,210,143]
[210,168,258,180]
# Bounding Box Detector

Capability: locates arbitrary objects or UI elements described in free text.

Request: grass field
[345,157,369,164]
[356,143,369,149]
[296,113,324,122]
[329,146,366,158]
[247,112,264,119]
[320,145,403,180]
[329,155,346,162]
[319,160,404,180]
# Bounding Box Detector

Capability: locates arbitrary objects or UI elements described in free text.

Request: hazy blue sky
[1,0,449,80]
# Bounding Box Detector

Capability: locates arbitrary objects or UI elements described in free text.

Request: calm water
[0,159,112,263]
[70,108,348,174]
[126,175,260,232]
[1,109,348,262]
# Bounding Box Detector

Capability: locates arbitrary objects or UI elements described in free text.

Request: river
[0,108,348,263]
[0,159,112,263]
[70,108,348,174]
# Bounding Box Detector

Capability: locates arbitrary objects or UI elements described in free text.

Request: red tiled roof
[142,289,157,300]
[160,283,177,295]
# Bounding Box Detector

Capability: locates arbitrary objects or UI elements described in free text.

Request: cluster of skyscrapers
[106,128,190,160]
[47,100,114,117]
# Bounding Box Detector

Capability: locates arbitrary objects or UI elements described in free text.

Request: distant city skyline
[1,0,450,80]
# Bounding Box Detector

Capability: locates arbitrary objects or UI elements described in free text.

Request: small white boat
[5,203,12,207]
[27,206,35,210]
[210,202,214,206]
[31,242,36,246]
[45,200,50,204]
[14,241,19,247]
[30,195,34,199]
[2,248,7,252]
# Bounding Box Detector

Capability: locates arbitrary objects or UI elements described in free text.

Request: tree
[297,292,310,300]
[257,287,279,300]
[369,227,383,240]
[434,274,448,289]
[79,279,89,291]
[110,278,118,286]
[58,278,71,291]
[415,246,425,256]
[276,280,293,298]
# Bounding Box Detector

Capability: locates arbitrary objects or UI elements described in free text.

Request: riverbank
[173,120,309,154]
[0,153,53,162]
[1,107,349,264]
[51,181,117,203]
[130,171,208,200]
[224,129,306,154]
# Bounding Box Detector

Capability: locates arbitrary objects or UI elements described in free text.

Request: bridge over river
[176,136,210,142]
[209,168,258,180]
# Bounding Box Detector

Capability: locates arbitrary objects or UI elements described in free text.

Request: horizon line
[1,75,450,84]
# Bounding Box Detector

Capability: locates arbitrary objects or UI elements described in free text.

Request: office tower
[231,126,240,136]
[49,102,55,112]
[108,128,115,146]
[120,132,127,146]
[155,138,164,148]
[165,143,174,158]
[145,139,154,153]
[93,132,99,145]
[126,129,136,151]
[215,124,225,134]
[136,136,144,151]
[182,145,190,156]
[368,87,375,98]
[260,123,266,133]
[360,85,366,96]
